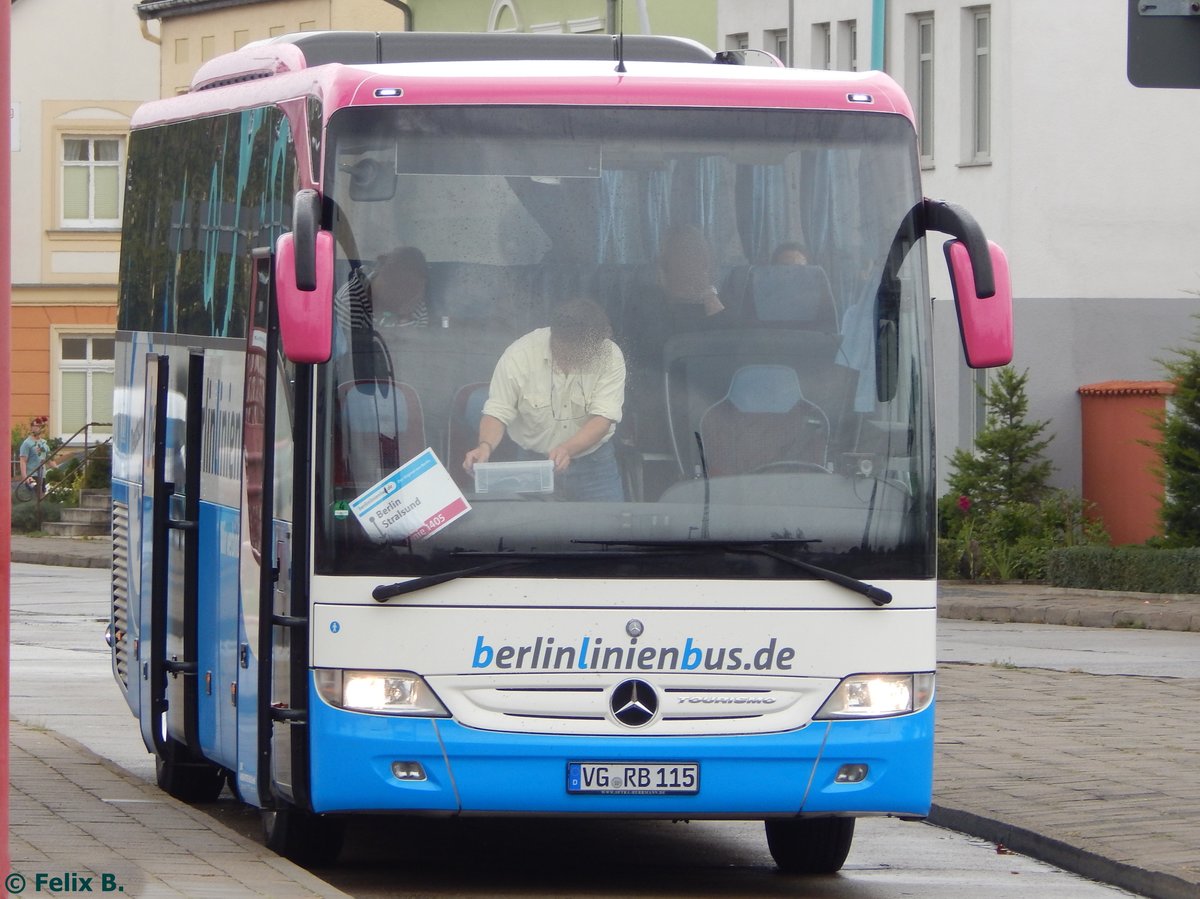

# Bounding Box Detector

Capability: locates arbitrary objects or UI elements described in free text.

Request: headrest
[726,365,803,413]
[462,384,488,424]
[343,381,408,431]
[749,265,835,329]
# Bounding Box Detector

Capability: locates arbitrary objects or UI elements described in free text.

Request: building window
[838,20,858,71]
[916,15,935,166]
[727,32,749,51]
[971,8,991,161]
[61,136,122,228]
[59,334,115,439]
[767,28,789,65]
[813,23,832,69]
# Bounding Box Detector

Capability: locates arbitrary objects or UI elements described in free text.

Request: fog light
[391,761,427,781]
[835,764,868,784]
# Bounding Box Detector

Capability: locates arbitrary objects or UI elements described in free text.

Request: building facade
[407,0,714,48]
[9,0,158,442]
[718,1,1200,497]
[136,0,717,97]
[13,0,712,439]
[137,0,413,97]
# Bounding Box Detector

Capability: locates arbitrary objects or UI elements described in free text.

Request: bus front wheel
[154,739,225,803]
[765,817,855,874]
[262,805,345,866]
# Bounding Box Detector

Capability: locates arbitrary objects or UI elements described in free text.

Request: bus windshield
[314,105,933,581]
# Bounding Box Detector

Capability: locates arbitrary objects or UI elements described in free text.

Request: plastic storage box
[473,459,555,494]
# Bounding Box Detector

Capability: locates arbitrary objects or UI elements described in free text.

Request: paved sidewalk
[10,534,114,570]
[931,663,1199,899]
[940,582,1200,632]
[9,534,1200,898]
[8,723,350,898]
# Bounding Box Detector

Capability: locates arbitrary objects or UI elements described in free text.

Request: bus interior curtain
[512,167,670,265]
[735,164,791,263]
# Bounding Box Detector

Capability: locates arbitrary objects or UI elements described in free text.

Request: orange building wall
[9,301,116,434]
[1078,381,1174,546]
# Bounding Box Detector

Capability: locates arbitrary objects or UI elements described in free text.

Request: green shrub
[81,443,112,489]
[1156,316,1200,546]
[940,366,1107,581]
[11,496,64,533]
[45,457,81,505]
[1048,545,1200,593]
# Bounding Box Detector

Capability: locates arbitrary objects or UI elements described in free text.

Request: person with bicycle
[18,416,52,498]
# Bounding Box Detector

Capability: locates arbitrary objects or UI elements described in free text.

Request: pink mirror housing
[275,230,333,364]
[945,239,1013,369]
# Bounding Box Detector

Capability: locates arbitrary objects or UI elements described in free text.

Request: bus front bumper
[307,687,933,818]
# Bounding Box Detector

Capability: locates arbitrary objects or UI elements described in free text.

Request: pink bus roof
[131,58,915,130]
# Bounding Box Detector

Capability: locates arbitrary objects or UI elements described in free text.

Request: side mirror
[292,188,321,291]
[275,229,333,364]
[945,239,1013,369]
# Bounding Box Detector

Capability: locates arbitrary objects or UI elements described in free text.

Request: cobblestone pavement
[932,663,1199,899]
[8,724,350,898]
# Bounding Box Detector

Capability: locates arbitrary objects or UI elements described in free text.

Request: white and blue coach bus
[109,31,1013,872]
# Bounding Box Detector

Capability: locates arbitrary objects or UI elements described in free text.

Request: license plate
[567,762,699,795]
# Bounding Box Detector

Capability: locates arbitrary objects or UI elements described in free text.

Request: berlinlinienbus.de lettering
[470,635,797,672]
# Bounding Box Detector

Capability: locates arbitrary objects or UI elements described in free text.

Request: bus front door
[143,349,226,802]
[238,249,310,814]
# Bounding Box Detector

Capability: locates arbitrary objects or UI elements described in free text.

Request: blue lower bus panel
[308,683,933,817]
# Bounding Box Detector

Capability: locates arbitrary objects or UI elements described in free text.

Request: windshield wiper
[573,539,892,607]
[375,541,891,607]
[373,559,528,601]
[372,549,681,601]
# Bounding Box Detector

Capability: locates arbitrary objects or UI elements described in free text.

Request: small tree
[1156,319,1200,546]
[940,366,1104,580]
[946,367,1054,513]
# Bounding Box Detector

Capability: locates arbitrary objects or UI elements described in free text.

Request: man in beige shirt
[462,298,626,501]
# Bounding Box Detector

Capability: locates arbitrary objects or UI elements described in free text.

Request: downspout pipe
[382,0,413,30]
[871,0,886,70]
[636,0,650,35]
[140,17,162,46]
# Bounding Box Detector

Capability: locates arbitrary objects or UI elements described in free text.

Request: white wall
[719,0,1200,493]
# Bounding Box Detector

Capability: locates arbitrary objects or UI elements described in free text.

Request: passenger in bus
[334,246,429,332]
[462,298,626,501]
[619,225,729,452]
[654,225,728,321]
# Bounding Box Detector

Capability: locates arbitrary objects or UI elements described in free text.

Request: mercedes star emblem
[610,679,658,727]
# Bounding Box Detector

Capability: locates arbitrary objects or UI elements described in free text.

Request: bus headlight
[314,669,450,717]
[814,672,934,719]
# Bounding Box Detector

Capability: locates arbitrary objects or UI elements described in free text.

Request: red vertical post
[1,0,13,878]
